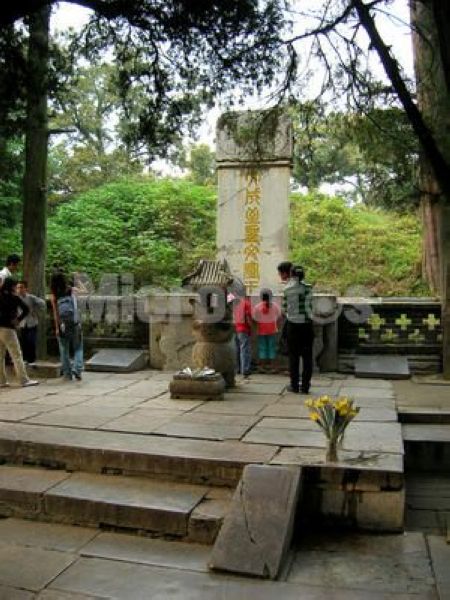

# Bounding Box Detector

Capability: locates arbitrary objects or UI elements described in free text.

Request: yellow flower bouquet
[305,396,360,462]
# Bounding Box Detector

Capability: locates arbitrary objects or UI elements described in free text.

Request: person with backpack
[279,263,314,394]
[0,278,39,387]
[50,270,83,381]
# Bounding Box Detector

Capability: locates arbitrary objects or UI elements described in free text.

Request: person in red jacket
[231,292,253,378]
[253,289,281,370]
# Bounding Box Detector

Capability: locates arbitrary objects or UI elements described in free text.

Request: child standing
[16,281,46,364]
[253,289,281,370]
[231,292,253,379]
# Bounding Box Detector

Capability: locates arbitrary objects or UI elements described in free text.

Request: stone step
[0,464,231,543]
[403,424,450,472]
[403,423,450,443]
[398,408,450,424]
[0,422,276,487]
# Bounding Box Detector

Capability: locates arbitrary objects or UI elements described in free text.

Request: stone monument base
[169,374,226,401]
[27,361,61,379]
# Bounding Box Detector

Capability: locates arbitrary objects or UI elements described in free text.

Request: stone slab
[209,464,302,579]
[307,467,403,492]
[0,518,97,552]
[141,395,205,411]
[188,488,233,544]
[243,426,325,448]
[0,586,34,600]
[27,361,61,379]
[25,405,129,429]
[155,413,258,441]
[354,407,398,422]
[0,465,70,516]
[405,508,445,535]
[99,409,181,434]
[48,556,435,600]
[258,417,316,432]
[155,421,253,441]
[399,408,450,424]
[402,424,450,442]
[193,398,271,416]
[0,422,278,486]
[355,355,410,380]
[299,530,426,554]
[343,422,404,454]
[45,472,208,535]
[112,379,168,398]
[37,591,105,600]
[427,534,450,582]
[0,404,59,422]
[271,447,404,473]
[85,348,148,373]
[338,387,395,400]
[288,535,433,595]
[259,404,311,419]
[0,542,76,592]
[82,531,210,572]
[340,378,394,389]
[232,382,285,395]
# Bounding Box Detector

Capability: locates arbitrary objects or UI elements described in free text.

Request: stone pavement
[0,370,405,535]
[0,370,402,467]
[0,369,448,598]
[0,517,447,598]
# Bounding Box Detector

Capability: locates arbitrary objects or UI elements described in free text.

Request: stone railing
[337,297,442,373]
[45,294,443,374]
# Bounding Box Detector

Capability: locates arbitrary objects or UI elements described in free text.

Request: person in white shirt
[0,254,21,287]
[17,280,46,364]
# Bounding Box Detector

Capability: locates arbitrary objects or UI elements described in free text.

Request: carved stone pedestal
[169,374,226,400]
[192,321,236,388]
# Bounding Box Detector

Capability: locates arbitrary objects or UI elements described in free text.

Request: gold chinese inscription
[243,171,261,290]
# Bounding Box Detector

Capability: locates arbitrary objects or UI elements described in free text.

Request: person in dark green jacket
[279,263,314,394]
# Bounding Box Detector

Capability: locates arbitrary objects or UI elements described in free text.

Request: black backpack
[57,295,77,333]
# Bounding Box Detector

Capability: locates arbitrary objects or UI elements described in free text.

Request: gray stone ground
[0,369,448,598]
[0,518,447,598]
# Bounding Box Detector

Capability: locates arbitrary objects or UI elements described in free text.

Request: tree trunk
[355,0,450,378]
[410,1,450,378]
[22,6,50,359]
[411,1,441,294]
[440,202,450,379]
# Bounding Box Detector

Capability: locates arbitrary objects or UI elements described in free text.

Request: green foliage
[291,103,419,211]
[46,177,216,287]
[290,192,428,296]
[0,177,428,296]
[173,143,216,186]
[0,137,24,228]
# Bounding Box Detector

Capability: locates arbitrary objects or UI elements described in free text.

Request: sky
[51,0,415,157]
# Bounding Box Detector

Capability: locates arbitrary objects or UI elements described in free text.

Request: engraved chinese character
[245,190,261,205]
[244,261,260,282]
[245,207,260,224]
[243,243,259,261]
[245,224,260,243]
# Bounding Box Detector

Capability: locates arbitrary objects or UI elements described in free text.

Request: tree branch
[353,0,450,199]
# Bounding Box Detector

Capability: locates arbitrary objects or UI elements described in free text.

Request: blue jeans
[57,329,83,378]
[235,332,251,376]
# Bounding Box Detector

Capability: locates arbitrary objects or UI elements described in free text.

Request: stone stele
[209,464,302,579]
[216,109,293,294]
